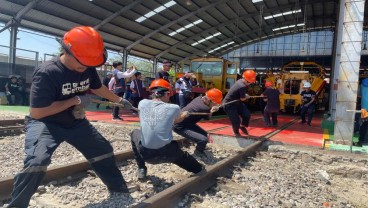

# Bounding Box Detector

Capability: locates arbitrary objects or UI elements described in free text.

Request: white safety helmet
[303,82,311,88]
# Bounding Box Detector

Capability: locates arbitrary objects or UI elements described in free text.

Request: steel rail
[0,150,134,201]
[134,118,299,208]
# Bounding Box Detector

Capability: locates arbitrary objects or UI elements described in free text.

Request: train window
[191,61,222,76]
[226,78,235,89]
[227,64,237,74]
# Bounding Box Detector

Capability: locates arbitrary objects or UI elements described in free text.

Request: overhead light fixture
[186,0,193,6]
[252,0,263,3]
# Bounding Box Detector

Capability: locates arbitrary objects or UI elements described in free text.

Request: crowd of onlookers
[3,75,28,106]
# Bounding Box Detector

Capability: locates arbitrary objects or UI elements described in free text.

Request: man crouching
[130,79,203,180]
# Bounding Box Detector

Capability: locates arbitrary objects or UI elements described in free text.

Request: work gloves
[76,95,91,107]
[119,98,134,110]
[6,91,11,96]
[180,111,190,119]
[210,105,220,113]
[362,109,368,119]
[245,94,250,99]
[72,105,86,119]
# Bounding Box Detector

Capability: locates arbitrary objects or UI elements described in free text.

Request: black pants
[131,96,143,108]
[300,104,315,124]
[224,102,251,134]
[8,119,127,208]
[113,92,124,118]
[173,123,208,152]
[359,119,368,143]
[130,129,202,174]
[264,108,278,126]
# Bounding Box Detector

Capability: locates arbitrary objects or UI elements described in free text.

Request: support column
[152,58,158,77]
[122,49,129,71]
[334,0,365,145]
[8,24,18,75]
[330,0,345,119]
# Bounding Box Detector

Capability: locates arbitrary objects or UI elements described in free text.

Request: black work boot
[137,168,147,180]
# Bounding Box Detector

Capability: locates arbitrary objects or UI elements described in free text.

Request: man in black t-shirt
[300,82,316,126]
[223,70,256,136]
[8,26,133,208]
[173,88,223,155]
[5,76,22,105]
[155,59,172,83]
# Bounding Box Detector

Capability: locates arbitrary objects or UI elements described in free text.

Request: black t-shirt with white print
[30,57,102,127]
[300,90,316,105]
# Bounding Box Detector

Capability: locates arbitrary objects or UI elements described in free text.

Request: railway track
[0,119,25,137]
[0,117,297,206]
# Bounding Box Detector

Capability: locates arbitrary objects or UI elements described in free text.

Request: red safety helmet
[60,26,107,67]
[206,88,223,105]
[149,79,173,96]
[265,81,273,88]
[242,70,256,83]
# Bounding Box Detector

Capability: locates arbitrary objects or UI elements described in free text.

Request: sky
[0,24,123,62]
[0,24,60,61]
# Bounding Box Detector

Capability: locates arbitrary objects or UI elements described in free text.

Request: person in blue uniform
[7,26,133,208]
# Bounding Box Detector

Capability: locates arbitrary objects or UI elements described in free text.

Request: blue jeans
[300,104,315,124]
[8,119,127,208]
[173,123,208,152]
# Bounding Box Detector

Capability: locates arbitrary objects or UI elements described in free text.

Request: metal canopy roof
[0,0,364,64]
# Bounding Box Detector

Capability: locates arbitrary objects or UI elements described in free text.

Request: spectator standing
[261,81,280,126]
[109,63,136,120]
[5,76,22,105]
[7,26,133,208]
[300,82,316,126]
[155,60,172,83]
[222,70,256,136]
[130,71,145,109]
[125,66,135,101]
[175,72,193,108]
[130,79,203,180]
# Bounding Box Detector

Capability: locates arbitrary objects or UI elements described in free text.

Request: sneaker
[113,116,123,121]
[239,126,249,135]
[307,122,311,126]
[233,131,241,137]
[137,168,147,180]
[300,120,306,124]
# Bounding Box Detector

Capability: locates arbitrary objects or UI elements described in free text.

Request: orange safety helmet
[149,79,173,96]
[265,81,273,88]
[206,88,223,104]
[242,70,256,83]
[59,26,107,67]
